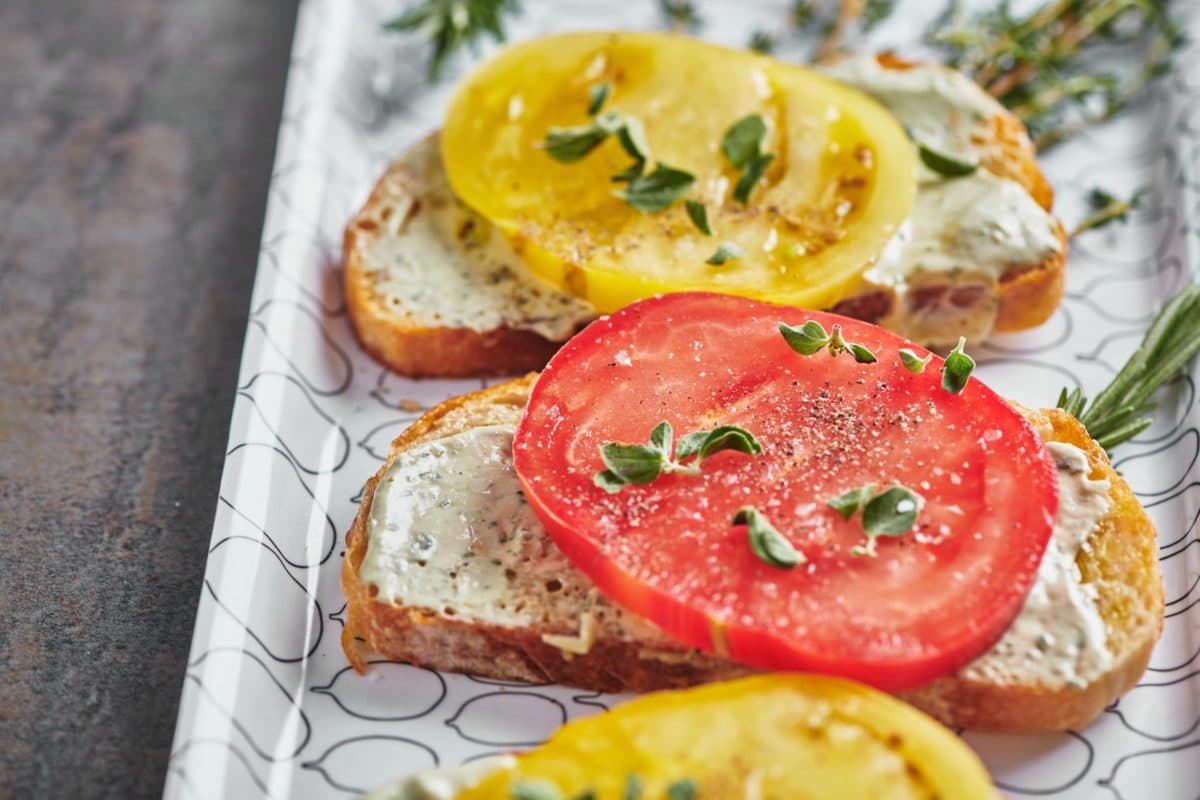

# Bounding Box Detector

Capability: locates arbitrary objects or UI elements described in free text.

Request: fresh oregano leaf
[733,151,774,203]
[649,420,673,456]
[734,507,804,569]
[685,199,712,235]
[675,425,762,461]
[666,779,698,800]
[545,123,610,162]
[826,324,876,363]
[941,336,975,394]
[705,242,745,265]
[722,114,768,168]
[826,483,877,520]
[617,163,696,212]
[616,116,650,162]
[588,82,611,116]
[779,320,830,356]
[861,485,921,536]
[597,442,664,486]
[899,348,932,373]
[592,469,627,494]
[917,142,978,177]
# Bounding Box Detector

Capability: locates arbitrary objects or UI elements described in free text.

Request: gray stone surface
[0,0,297,795]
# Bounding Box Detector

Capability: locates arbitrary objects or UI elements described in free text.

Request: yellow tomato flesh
[456,674,996,799]
[442,32,917,313]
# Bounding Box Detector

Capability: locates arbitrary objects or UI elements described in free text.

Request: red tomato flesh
[512,292,1059,691]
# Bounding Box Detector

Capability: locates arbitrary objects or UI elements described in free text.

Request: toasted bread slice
[343,135,594,378]
[341,379,1162,731]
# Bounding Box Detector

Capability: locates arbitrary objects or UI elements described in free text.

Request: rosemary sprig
[927,0,1185,149]
[1070,186,1150,237]
[384,0,520,80]
[1056,285,1200,452]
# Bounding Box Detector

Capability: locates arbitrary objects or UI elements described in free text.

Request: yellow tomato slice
[442,32,917,313]
[456,675,996,799]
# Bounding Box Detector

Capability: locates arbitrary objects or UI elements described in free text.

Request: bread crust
[343,150,578,378]
[341,379,1162,731]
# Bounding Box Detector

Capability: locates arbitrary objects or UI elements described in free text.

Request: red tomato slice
[512,292,1058,691]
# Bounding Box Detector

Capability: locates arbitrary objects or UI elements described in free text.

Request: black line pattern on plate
[301,735,439,794]
[445,691,568,747]
[184,648,313,761]
[312,661,447,721]
[237,371,351,474]
[204,535,323,663]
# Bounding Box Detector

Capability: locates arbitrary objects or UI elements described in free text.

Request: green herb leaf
[826,484,877,520]
[685,199,712,235]
[734,507,804,569]
[660,0,702,30]
[383,0,520,81]
[706,242,745,265]
[1055,284,1200,453]
[748,30,775,53]
[733,152,774,203]
[649,420,673,456]
[899,348,932,374]
[617,163,696,212]
[624,773,643,800]
[862,486,921,536]
[1071,186,1149,237]
[573,791,597,800]
[722,115,768,169]
[593,469,627,494]
[917,143,978,177]
[667,779,699,800]
[598,443,664,487]
[675,425,763,461]
[941,336,975,394]
[511,779,564,800]
[617,117,650,162]
[596,421,762,491]
[825,324,877,363]
[588,82,611,116]
[545,123,610,162]
[779,320,830,356]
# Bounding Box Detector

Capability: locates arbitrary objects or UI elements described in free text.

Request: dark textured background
[0,0,298,795]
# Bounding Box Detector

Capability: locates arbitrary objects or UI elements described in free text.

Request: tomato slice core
[512,292,1058,690]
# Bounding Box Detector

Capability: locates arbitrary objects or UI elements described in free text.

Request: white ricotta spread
[820,56,1002,168]
[359,755,514,800]
[961,442,1113,689]
[820,57,1063,345]
[360,135,594,341]
[360,423,691,651]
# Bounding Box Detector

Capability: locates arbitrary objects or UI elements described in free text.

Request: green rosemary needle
[1057,285,1200,452]
[383,0,521,80]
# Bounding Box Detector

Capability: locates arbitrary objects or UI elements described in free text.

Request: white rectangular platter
[164,1,1200,797]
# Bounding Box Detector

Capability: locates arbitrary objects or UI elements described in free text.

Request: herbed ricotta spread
[361,135,594,341]
[360,424,682,648]
[961,441,1113,689]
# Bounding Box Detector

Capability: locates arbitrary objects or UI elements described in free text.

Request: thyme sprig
[1071,186,1150,237]
[383,0,521,80]
[1057,285,1200,452]
[927,0,1185,149]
